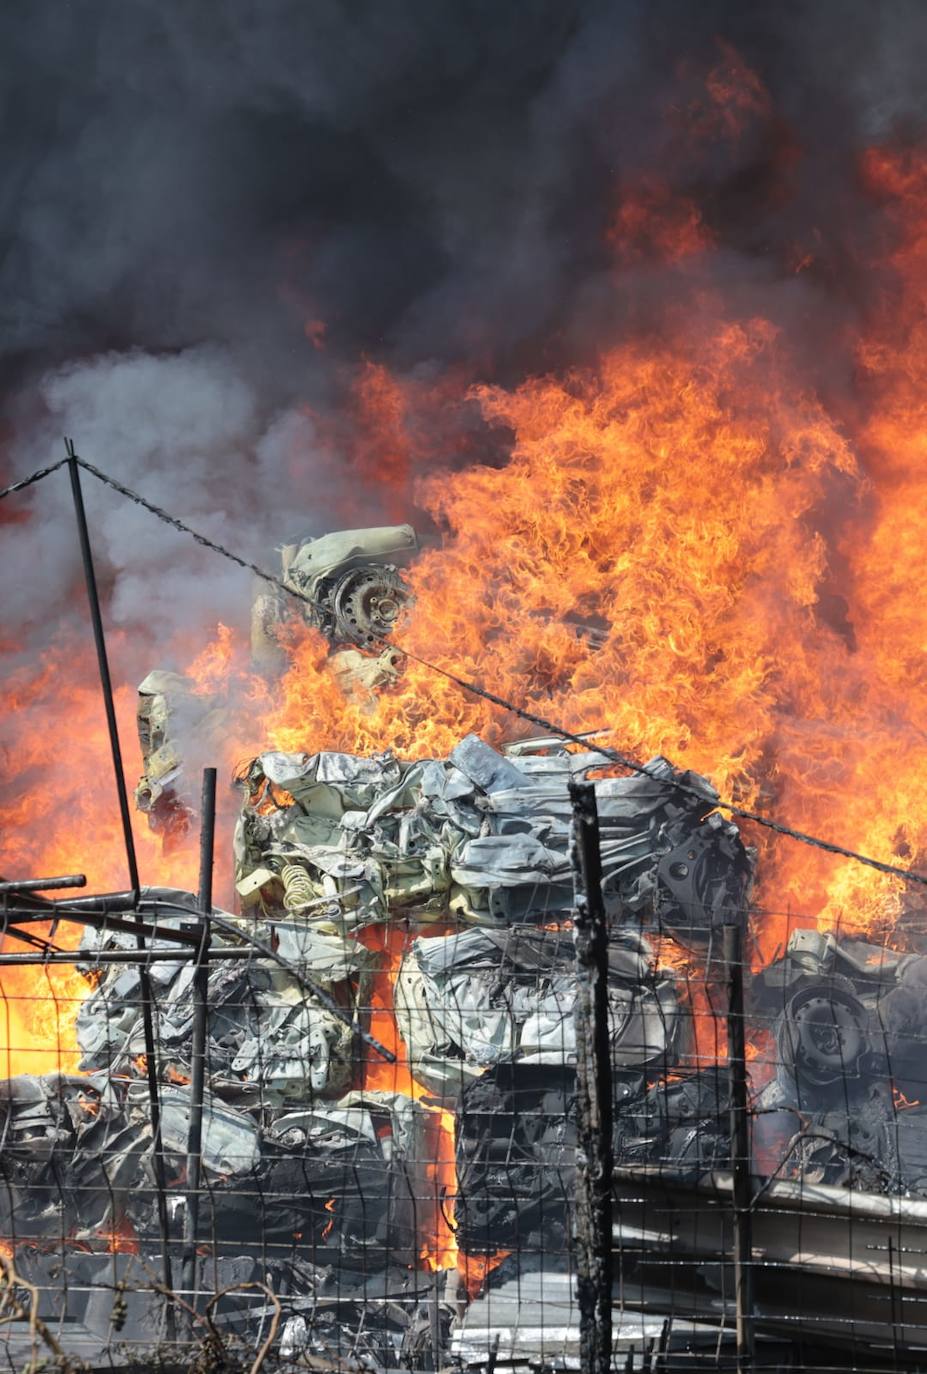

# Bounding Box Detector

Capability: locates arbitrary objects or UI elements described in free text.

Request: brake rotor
[330,564,409,646]
[777,983,867,1092]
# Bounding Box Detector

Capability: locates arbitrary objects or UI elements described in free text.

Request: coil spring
[281,862,315,912]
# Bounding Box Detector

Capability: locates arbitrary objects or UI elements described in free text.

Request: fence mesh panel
[2,781,927,1373]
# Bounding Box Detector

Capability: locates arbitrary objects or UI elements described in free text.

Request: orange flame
[360,925,459,1269]
[187,622,239,696]
[894,1088,921,1112]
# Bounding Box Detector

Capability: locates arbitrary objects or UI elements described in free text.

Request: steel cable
[0,458,67,501]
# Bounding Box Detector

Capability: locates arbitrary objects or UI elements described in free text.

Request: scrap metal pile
[232,733,751,939]
[5,725,927,1364]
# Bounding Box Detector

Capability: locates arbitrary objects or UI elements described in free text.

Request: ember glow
[3,42,927,1294]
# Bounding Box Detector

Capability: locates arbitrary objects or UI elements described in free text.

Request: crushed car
[233,734,755,945]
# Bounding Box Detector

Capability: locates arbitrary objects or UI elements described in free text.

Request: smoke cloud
[2,0,927,674]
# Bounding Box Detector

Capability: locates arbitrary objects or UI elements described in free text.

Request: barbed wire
[5,446,927,891]
[0,457,67,501]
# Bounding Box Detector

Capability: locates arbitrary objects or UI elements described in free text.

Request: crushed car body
[233,733,755,943]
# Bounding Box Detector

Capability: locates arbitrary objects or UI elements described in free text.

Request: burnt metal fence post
[722,910,755,1372]
[182,768,216,1327]
[65,439,176,1337]
[569,779,613,1374]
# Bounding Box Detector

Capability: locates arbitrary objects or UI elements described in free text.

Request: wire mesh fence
[3,757,927,1374]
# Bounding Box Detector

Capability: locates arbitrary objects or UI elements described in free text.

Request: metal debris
[250,523,417,670]
[32,733,927,1367]
[395,924,679,1098]
[134,671,227,842]
[77,903,374,1102]
[0,1073,427,1268]
[235,733,755,942]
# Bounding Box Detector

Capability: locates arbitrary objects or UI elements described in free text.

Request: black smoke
[1,0,926,668]
[2,2,925,393]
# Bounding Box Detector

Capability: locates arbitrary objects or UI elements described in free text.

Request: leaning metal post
[569,779,614,1374]
[182,769,216,1326]
[722,909,755,1372]
[65,439,176,1337]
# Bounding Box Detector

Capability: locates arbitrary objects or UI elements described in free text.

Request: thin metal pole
[65,440,176,1336]
[0,947,247,965]
[722,914,755,1372]
[65,441,140,898]
[429,1267,444,1370]
[569,779,613,1374]
[182,769,216,1324]
[0,876,86,893]
[5,910,202,945]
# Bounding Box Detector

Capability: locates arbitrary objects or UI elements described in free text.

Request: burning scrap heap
[231,733,750,938]
[0,730,756,1363]
[7,15,927,1364]
[9,723,927,1362]
[135,525,417,843]
[8,509,927,1365]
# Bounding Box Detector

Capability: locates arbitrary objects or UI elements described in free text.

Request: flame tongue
[360,926,460,1271]
[265,315,908,956]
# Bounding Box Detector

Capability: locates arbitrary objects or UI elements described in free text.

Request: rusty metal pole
[65,440,176,1337]
[722,911,755,1372]
[569,779,613,1374]
[182,769,216,1326]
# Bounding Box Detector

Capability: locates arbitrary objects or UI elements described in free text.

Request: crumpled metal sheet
[0,1075,427,1266]
[455,1064,579,1256]
[455,1063,732,1255]
[235,733,754,944]
[752,929,927,1198]
[395,925,679,1098]
[123,1084,427,1266]
[133,673,229,844]
[0,1072,136,1238]
[76,891,374,1102]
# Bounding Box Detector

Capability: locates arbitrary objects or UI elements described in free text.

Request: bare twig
[204,1280,282,1374]
[0,1251,84,1373]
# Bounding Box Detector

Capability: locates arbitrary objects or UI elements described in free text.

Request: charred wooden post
[182,768,216,1325]
[569,779,613,1374]
[65,439,176,1338]
[722,910,755,1372]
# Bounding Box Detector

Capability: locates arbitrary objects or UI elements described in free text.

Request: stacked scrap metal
[77,906,374,1102]
[234,733,754,941]
[0,1071,427,1269]
[395,924,680,1100]
[752,928,927,1195]
[0,734,764,1366]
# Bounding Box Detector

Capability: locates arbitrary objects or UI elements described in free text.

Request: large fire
[3,48,927,1282]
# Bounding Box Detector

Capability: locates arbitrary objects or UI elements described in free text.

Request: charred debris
[4,526,927,1369]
